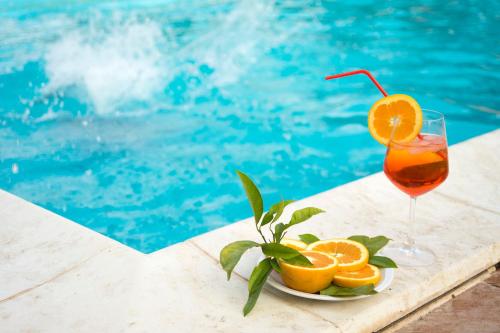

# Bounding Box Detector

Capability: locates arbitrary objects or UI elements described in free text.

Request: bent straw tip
[324,69,388,96]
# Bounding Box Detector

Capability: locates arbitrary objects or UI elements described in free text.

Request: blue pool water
[0,1,499,253]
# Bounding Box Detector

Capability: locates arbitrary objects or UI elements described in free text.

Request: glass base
[382,243,435,267]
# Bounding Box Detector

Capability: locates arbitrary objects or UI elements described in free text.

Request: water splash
[33,0,285,116]
[42,14,167,115]
[190,1,279,87]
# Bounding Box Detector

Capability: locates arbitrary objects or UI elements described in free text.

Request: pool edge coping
[1,129,499,332]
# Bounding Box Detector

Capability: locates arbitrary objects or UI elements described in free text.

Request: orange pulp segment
[279,250,338,293]
[333,264,381,288]
[368,94,423,145]
[306,239,369,272]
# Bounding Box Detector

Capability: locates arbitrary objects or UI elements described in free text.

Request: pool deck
[1,129,499,332]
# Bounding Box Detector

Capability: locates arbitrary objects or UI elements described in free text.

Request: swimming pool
[1,0,499,253]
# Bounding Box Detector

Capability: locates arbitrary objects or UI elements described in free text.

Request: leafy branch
[220,171,325,316]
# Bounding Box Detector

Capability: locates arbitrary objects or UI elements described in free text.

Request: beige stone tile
[435,129,500,214]
[121,242,337,332]
[1,241,338,332]
[0,190,122,300]
[0,246,144,333]
[186,217,259,279]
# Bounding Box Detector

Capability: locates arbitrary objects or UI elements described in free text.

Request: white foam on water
[330,124,367,137]
[42,13,167,115]
[0,14,76,74]
[190,0,279,87]
[3,0,295,117]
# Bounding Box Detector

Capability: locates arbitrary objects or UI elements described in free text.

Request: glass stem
[404,196,417,248]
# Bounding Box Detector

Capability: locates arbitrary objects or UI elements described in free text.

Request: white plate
[259,256,394,301]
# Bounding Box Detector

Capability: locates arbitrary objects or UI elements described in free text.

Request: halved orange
[279,250,338,293]
[306,239,369,272]
[333,264,381,288]
[368,94,423,145]
[281,239,308,251]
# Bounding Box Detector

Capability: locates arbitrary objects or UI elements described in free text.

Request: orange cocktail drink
[381,109,449,266]
[384,134,448,197]
[325,70,450,266]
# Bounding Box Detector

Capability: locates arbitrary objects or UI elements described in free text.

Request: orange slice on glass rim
[306,239,369,272]
[279,250,338,293]
[368,94,423,145]
[333,264,381,288]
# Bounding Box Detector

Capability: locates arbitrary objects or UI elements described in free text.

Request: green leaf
[267,200,295,215]
[365,236,390,256]
[261,200,294,227]
[299,233,320,244]
[282,254,313,267]
[261,201,284,228]
[274,223,286,242]
[269,258,282,273]
[320,284,377,297]
[220,240,259,280]
[243,258,272,316]
[289,207,325,226]
[261,243,303,259]
[236,171,264,225]
[261,244,312,267]
[272,207,324,242]
[347,235,370,245]
[260,211,274,226]
[348,235,391,256]
[369,256,398,268]
[271,200,294,223]
[347,236,396,268]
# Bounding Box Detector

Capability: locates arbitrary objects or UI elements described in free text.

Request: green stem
[256,225,268,243]
[268,223,275,240]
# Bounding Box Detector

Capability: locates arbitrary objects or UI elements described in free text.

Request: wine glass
[382,110,449,266]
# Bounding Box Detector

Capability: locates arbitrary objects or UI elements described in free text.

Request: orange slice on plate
[333,264,381,288]
[279,250,338,293]
[368,94,423,145]
[281,238,308,251]
[306,239,369,272]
